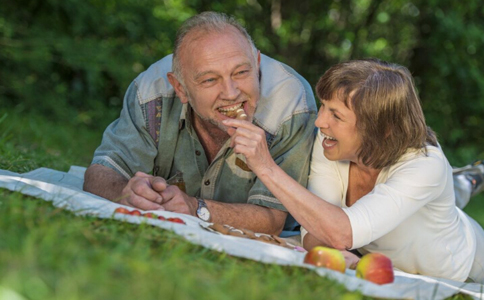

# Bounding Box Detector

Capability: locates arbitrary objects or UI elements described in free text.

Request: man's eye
[202,78,216,84]
[235,70,249,76]
[333,113,341,120]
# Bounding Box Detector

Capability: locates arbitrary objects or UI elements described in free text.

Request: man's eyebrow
[235,62,252,69]
[194,71,214,81]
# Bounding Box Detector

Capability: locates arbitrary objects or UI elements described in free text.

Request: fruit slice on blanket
[356,252,394,285]
[303,246,346,273]
[113,207,186,225]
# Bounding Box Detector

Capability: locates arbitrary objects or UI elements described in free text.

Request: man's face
[173,27,260,133]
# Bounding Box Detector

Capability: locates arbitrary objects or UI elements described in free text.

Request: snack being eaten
[235,108,248,120]
[224,107,247,119]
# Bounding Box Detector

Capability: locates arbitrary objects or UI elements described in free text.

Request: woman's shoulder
[386,144,450,182]
[396,144,446,164]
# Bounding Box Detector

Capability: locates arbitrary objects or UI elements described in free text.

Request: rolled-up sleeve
[91,81,158,179]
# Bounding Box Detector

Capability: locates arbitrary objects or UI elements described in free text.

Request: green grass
[0,107,479,300]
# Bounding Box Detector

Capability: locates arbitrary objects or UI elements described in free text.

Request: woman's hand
[222,119,276,175]
[341,250,360,270]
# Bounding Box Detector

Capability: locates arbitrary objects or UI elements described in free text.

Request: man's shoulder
[133,54,175,104]
[256,54,317,134]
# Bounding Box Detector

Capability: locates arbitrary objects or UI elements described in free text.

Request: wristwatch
[196,197,211,222]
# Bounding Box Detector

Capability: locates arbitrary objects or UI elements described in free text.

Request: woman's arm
[223,119,353,250]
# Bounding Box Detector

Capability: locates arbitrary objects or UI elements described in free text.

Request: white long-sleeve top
[307,132,477,281]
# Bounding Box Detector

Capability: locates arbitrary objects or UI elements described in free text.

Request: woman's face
[314,97,362,162]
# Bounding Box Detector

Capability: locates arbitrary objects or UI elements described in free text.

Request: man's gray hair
[172,11,258,85]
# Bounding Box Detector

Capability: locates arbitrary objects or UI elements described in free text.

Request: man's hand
[118,171,168,210]
[159,185,198,216]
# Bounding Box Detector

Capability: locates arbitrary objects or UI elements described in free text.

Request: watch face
[198,207,210,221]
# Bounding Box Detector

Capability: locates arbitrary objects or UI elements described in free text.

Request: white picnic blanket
[0,166,483,300]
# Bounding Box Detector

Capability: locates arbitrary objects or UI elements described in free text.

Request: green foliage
[0,192,369,300]
[2,0,484,164]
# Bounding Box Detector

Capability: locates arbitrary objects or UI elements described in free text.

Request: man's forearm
[83,164,129,202]
[205,201,287,235]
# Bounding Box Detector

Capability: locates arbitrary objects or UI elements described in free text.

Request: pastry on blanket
[208,223,231,235]
[257,234,277,244]
[271,235,288,247]
[208,223,251,238]
[227,228,247,238]
[206,223,294,249]
[240,228,257,239]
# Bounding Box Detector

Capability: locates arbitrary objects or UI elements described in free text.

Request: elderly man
[83,11,317,236]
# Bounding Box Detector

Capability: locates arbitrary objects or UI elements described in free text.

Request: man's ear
[256,50,261,67]
[167,72,189,104]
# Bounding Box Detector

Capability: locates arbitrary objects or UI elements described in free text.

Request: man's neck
[192,113,230,164]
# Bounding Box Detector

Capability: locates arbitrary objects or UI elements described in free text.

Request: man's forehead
[179,27,256,76]
[184,25,249,45]
[180,27,253,58]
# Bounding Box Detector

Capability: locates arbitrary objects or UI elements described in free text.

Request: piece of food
[303,246,346,273]
[114,207,131,214]
[129,210,142,216]
[167,217,185,224]
[356,252,394,285]
[235,108,247,120]
[208,223,232,234]
[143,212,156,219]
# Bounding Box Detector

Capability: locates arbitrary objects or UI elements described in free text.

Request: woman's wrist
[256,160,278,183]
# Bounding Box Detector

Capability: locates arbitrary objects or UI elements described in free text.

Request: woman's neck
[346,161,381,207]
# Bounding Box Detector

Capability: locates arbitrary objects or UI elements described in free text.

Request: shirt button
[204,180,211,186]
[195,150,201,156]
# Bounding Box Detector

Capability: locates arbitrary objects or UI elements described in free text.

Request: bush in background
[1,0,483,164]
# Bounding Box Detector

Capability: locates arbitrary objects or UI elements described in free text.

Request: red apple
[356,252,394,285]
[303,246,346,273]
[114,207,131,214]
[167,217,185,224]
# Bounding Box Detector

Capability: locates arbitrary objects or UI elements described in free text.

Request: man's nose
[221,79,240,100]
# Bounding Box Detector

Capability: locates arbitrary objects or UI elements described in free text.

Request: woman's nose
[315,107,329,128]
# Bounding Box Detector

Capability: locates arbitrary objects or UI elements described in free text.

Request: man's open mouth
[218,102,245,118]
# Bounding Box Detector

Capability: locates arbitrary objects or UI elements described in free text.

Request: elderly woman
[223,59,484,283]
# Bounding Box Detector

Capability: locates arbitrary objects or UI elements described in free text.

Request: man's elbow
[83,165,97,192]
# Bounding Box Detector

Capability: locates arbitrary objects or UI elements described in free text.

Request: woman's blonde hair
[316,59,437,169]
